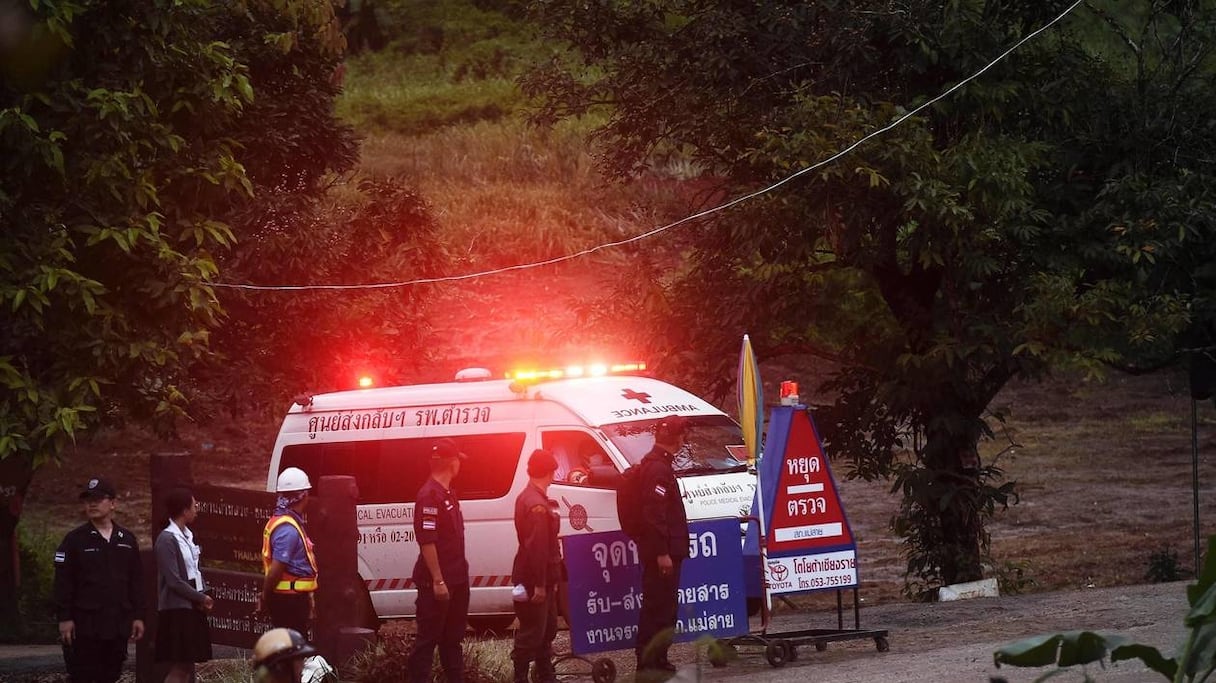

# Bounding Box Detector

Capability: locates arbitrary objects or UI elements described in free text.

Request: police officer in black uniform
[635,416,690,676]
[407,439,470,683]
[510,449,563,683]
[53,477,145,683]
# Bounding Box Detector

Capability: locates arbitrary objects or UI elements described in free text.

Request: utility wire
[212,0,1084,292]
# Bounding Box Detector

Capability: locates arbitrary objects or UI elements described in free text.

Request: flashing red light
[358,375,374,388]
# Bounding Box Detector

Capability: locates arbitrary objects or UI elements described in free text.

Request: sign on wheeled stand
[559,518,750,681]
[724,404,889,668]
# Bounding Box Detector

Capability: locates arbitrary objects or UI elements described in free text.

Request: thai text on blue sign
[562,517,748,655]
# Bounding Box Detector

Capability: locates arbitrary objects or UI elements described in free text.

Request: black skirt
[155,608,213,663]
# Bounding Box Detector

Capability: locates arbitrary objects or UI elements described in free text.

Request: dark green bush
[1146,545,1184,583]
[0,525,59,643]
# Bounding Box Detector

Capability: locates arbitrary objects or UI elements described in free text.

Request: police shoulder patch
[529,504,548,514]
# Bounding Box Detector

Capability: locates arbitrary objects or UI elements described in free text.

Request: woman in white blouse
[154,487,213,682]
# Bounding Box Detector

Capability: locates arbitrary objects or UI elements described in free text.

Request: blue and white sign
[563,518,748,655]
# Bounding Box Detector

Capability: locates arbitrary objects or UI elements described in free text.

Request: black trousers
[635,556,683,667]
[267,592,311,637]
[512,587,558,665]
[407,582,470,683]
[63,635,127,683]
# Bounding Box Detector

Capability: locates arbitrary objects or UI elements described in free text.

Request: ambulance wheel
[814,641,828,652]
[467,615,516,635]
[764,640,789,668]
[591,658,616,683]
[875,636,890,652]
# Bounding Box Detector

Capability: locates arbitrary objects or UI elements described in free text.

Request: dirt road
[0,582,1190,681]
[659,581,1188,683]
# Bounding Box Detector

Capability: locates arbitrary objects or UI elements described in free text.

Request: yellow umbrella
[738,334,763,465]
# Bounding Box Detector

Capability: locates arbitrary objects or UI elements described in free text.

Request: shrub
[0,524,59,643]
[347,631,513,682]
[1147,545,1184,583]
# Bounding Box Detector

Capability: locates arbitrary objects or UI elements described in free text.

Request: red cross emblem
[621,388,652,404]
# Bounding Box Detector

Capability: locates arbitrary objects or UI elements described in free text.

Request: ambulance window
[280,441,384,504]
[603,416,748,474]
[447,433,525,500]
[542,431,616,488]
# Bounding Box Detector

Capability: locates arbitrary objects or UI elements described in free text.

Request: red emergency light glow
[358,375,374,388]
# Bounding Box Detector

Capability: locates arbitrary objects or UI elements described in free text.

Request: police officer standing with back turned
[634,416,690,677]
[53,477,145,683]
[407,438,470,683]
[510,449,563,683]
[257,467,318,636]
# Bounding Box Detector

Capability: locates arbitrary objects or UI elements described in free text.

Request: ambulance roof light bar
[505,361,647,392]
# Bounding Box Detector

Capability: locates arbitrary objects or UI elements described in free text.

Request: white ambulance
[265,364,757,628]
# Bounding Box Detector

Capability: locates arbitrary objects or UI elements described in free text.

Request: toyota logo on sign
[768,562,788,582]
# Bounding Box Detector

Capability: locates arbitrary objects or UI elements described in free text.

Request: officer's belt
[273,578,318,593]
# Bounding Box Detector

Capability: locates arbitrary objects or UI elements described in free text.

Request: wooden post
[311,475,377,670]
[137,453,192,683]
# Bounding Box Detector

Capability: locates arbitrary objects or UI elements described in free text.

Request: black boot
[513,659,531,683]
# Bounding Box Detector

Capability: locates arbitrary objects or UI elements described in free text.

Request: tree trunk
[0,457,34,640]
[922,423,985,586]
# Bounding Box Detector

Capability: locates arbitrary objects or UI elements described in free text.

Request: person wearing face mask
[154,487,214,682]
[52,477,145,683]
[633,416,691,677]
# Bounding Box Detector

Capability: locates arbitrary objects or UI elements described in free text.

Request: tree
[0,0,358,635]
[524,0,1216,591]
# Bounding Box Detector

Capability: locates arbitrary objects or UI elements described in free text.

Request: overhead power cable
[212,0,1084,293]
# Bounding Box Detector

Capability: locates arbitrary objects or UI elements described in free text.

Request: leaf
[1058,631,1125,667]
[994,634,1064,668]
[1182,619,1216,677]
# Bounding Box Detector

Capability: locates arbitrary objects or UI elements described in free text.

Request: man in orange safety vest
[256,467,318,636]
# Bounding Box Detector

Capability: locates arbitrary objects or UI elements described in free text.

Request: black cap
[79,477,117,500]
[656,415,690,438]
[527,449,558,477]
[431,439,468,461]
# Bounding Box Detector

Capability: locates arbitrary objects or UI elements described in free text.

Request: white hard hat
[276,467,312,492]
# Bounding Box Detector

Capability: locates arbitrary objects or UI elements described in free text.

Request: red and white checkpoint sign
[762,406,858,594]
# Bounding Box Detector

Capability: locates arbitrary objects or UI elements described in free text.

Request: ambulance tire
[467,615,516,635]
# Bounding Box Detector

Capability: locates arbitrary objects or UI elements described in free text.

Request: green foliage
[1,0,257,472]
[206,176,443,412]
[337,0,549,133]
[525,0,1216,590]
[1148,546,1185,584]
[994,536,1216,682]
[993,559,1038,596]
[0,524,58,643]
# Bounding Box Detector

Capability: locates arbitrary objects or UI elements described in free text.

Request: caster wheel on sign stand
[591,658,616,683]
[875,636,890,653]
[785,641,798,662]
[765,640,790,668]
